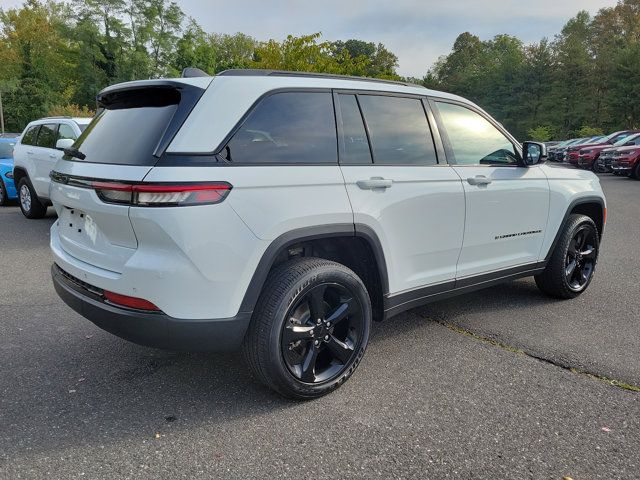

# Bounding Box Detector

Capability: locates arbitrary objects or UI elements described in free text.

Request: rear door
[31,123,59,197]
[431,99,550,279]
[337,92,465,297]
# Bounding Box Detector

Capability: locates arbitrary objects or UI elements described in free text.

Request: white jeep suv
[13,117,91,218]
[49,70,605,398]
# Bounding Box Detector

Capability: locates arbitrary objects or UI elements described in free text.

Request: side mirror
[522,141,546,166]
[56,138,74,150]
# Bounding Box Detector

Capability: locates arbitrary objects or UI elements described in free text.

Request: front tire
[535,214,599,299]
[0,179,7,206]
[18,178,47,219]
[243,257,371,399]
[631,162,640,180]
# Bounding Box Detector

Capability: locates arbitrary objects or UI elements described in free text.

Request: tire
[613,171,620,176]
[0,179,7,206]
[535,214,599,299]
[17,178,47,219]
[631,162,640,180]
[243,257,371,399]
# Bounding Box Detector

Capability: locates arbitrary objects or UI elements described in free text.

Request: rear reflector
[104,290,161,311]
[92,181,232,207]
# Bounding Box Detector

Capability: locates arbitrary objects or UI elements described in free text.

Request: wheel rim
[281,282,364,384]
[565,225,597,292]
[20,184,31,212]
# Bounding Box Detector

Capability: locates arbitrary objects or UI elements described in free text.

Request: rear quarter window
[21,125,40,146]
[223,91,338,164]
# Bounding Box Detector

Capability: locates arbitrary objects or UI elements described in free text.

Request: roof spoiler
[182,67,210,78]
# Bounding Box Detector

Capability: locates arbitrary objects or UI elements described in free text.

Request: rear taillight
[104,290,160,311]
[92,181,232,207]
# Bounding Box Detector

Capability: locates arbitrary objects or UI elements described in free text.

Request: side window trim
[332,91,374,165]
[336,89,439,167]
[429,97,524,167]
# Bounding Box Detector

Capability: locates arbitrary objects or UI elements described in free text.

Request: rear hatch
[50,78,210,273]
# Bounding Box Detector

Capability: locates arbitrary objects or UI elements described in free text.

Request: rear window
[21,125,40,146]
[223,92,337,164]
[66,87,183,165]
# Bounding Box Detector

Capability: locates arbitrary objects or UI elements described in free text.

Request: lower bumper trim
[52,264,251,352]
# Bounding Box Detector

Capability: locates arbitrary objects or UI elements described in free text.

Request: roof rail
[216,69,424,88]
[40,116,73,119]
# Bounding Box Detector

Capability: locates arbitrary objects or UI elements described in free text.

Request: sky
[0,0,618,76]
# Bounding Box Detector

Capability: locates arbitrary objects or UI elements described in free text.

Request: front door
[432,100,550,279]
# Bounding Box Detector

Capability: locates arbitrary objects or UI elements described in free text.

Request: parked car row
[547,130,640,178]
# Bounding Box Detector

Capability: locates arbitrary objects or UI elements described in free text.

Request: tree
[527,125,555,142]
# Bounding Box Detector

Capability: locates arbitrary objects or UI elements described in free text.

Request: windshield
[613,133,640,146]
[0,142,15,158]
[584,136,605,144]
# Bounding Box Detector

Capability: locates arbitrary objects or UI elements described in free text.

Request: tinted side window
[58,124,77,141]
[358,95,436,165]
[337,94,372,164]
[21,126,40,146]
[225,92,337,164]
[36,123,58,149]
[435,102,518,166]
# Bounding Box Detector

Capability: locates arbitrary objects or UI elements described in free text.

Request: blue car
[0,135,19,205]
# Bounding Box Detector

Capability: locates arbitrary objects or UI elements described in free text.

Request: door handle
[356,177,393,190]
[49,153,57,158]
[467,175,492,186]
[27,150,34,155]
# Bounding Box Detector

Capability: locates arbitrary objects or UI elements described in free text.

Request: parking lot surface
[1,173,638,479]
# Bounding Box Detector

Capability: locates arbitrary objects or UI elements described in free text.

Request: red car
[579,133,640,172]
[567,130,640,166]
[611,145,640,179]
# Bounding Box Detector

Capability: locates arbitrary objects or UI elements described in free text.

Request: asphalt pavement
[0,173,638,479]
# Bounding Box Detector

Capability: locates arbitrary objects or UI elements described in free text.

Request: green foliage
[425,1,640,139]
[1,0,640,138]
[527,125,555,142]
[47,103,96,117]
[576,126,604,137]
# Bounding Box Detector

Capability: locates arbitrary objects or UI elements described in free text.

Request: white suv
[13,117,91,218]
[49,70,606,398]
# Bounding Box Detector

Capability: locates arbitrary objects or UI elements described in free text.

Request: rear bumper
[52,264,251,351]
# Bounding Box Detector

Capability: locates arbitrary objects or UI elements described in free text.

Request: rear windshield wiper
[63,147,86,160]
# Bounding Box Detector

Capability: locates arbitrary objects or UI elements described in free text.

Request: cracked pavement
[1,173,638,479]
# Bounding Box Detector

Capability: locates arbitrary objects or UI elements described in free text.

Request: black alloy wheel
[564,224,598,292]
[281,282,364,384]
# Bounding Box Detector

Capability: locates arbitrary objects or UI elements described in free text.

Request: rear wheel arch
[240,224,389,322]
[12,167,28,187]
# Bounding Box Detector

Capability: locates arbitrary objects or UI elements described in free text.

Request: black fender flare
[238,223,389,315]
[544,196,606,261]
